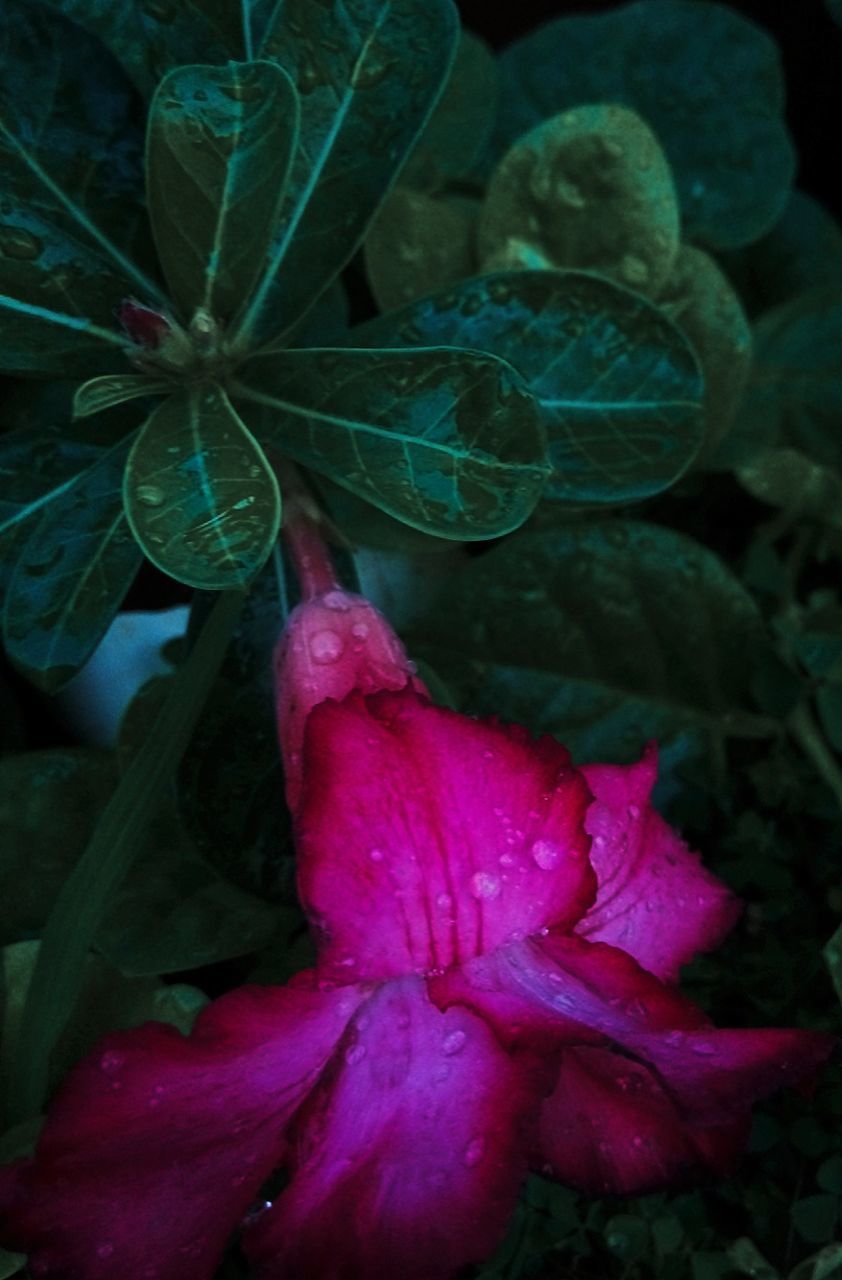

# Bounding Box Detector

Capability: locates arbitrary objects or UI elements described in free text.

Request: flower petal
[432,933,834,1193]
[297,689,596,980]
[0,977,368,1279]
[243,976,536,1280]
[578,747,741,980]
[274,589,425,812]
[535,1045,750,1195]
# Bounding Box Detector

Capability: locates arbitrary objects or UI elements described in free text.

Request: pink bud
[275,589,427,812]
[117,299,171,349]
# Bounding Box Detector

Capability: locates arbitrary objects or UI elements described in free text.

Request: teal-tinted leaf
[743,287,842,469]
[726,1239,778,1280]
[38,0,238,97]
[235,346,548,538]
[0,747,280,975]
[231,0,459,348]
[352,271,704,503]
[737,448,842,531]
[789,1244,842,1280]
[363,188,478,314]
[719,191,842,319]
[3,436,141,691]
[494,0,794,249]
[791,1196,840,1246]
[287,275,349,348]
[0,1,162,371]
[401,30,499,192]
[124,383,281,589]
[408,522,776,764]
[0,424,103,542]
[605,1216,650,1262]
[73,373,172,420]
[147,61,299,321]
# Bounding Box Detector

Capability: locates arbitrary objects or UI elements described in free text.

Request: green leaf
[727,1238,779,1280]
[719,191,842,319]
[0,1248,25,1279]
[479,104,680,296]
[817,1157,842,1195]
[235,345,548,538]
[604,1215,650,1262]
[737,449,842,531]
[742,287,842,469]
[494,0,794,249]
[231,0,460,348]
[791,1196,840,1246]
[352,271,704,504]
[0,0,163,371]
[124,383,281,589]
[407,521,777,763]
[363,188,478,314]
[0,748,280,976]
[401,30,499,192]
[147,61,299,322]
[4,589,243,1123]
[3,436,142,691]
[73,373,173,420]
[789,1244,842,1280]
[38,0,239,97]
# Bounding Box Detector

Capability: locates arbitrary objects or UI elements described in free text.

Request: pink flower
[0,592,833,1280]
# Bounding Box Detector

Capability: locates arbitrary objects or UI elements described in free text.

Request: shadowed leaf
[235,345,548,538]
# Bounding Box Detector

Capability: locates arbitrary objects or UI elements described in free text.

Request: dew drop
[368,848,384,862]
[322,590,351,611]
[530,839,561,871]
[463,1136,485,1167]
[0,225,43,261]
[135,484,165,507]
[470,871,501,901]
[435,892,452,912]
[620,254,649,286]
[96,1243,115,1259]
[627,803,641,820]
[345,1044,367,1066]
[99,1050,124,1074]
[351,622,369,640]
[442,1030,467,1056]
[309,629,344,663]
[691,1039,716,1055]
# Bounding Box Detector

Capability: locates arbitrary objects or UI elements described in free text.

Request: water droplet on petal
[309,629,344,663]
[627,803,641,820]
[345,1044,367,1066]
[96,1243,115,1259]
[368,848,384,862]
[691,1040,716,1055]
[99,1050,124,1074]
[435,892,452,912]
[530,839,561,871]
[322,590,352,611]
[463,1136,485,1167]
[350,622,369,640]
[442,1030,467,1056]
[470,871,501,901]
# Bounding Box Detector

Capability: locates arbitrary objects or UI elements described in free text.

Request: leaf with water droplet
[234,344,548,539]
[492,0,795,249]
[351,270,704,504]
[147,60,299,321]
[3,435,142,692]
[124,382,281,589]
[231,0,459,348]
[363,187,478,314]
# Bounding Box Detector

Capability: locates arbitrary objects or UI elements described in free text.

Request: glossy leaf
[494,0,794,249]
[352,271,704,504]
[37,0,239,97]
[0,0,163,371]
[401,30,499,192]
[0,748,280,976]
[235,345,548,538]
[0,425,104,542]
[231,0,459,348]
[3,436,141,692]
[147,61,299,321]
[72,373,172,420]
[364,189,478,314]
[479,104,680,296]
[124,383,281,589]
[408,521,777,765]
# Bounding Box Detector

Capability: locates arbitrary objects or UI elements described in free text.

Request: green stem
[788,700,842,814]
[3,589,244,1126]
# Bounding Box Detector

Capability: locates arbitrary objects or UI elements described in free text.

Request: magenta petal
[0,977,368,1279]
[578,748,742,980]
[297,689,596,981]
[536,1045,750,1195]
[243,976,535,1280]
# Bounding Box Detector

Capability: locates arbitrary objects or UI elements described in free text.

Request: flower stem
[280,471,338,599]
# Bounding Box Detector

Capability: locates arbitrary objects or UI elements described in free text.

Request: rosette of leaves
[0,0,551,691]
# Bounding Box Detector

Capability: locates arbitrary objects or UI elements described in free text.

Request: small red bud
[117,299,171,349]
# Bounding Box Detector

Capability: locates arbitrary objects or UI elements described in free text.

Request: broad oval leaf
[147,61,299,322]
[0,0,162,372]
[364,188,478,314]
[231,0,459,349]
[352,271,704,504]
[124,383,281,589]
[494,0,795,249]
[2,435,141,691]
[407,521,777,766]
[234,345,548,539]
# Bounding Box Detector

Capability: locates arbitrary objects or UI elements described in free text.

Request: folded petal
[274,588,426,812]
[578,747,741,980]
[297,689,596,981]
[535,1045,750,1195]
[244,976,537,1280]
[0,977,368,1280]
[431,933,834,1193]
